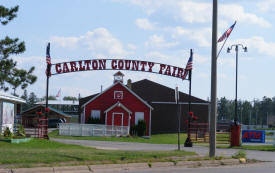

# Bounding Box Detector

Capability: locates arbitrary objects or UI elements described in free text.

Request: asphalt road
[51,138,275,162]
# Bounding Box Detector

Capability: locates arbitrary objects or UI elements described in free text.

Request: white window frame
[91,110,101,119]
[114,90,123,99]
[135,112,144,125]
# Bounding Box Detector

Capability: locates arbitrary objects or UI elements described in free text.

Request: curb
[0,159,241,173]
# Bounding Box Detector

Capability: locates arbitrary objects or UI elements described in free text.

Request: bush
[16,125,26,137]
[3,127,13,138]
[87,117,101,124]
[137,120,146,136]
[232,150,246,159]
[130,125,137,136]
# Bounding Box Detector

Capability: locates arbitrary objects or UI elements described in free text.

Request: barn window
[114,91,123,99]
[135,112,144,125]
[91,110,101,119]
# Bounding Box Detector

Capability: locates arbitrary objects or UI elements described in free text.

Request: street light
[227,44,247,125]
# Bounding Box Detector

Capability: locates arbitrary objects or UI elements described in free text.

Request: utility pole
[209,0,218,158]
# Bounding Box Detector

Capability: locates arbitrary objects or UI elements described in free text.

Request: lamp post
[227,44,247,125]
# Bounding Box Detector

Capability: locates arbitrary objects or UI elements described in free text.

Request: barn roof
[81,81,153,110]
[79,79,208,108]
[131,79,207,103]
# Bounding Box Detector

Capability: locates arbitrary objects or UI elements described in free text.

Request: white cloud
[220,4,272,28]
[171,26,211,47]
[230,36,275,57]
[135,18,155,30]
[257,0,275,12]
[50,28,131,57]
[115,0,271,27]
[145,35,179,49]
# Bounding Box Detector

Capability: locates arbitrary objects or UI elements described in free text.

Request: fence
[189,123,231,144]
[59,123,130,137]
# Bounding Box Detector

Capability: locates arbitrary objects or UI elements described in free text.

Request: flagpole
[217,36,229,59]
[184,49,193,147]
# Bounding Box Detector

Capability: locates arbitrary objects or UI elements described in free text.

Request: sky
[1,0,275,101]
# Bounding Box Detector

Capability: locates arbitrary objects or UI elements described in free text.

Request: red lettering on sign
[124,60,131,70]
[140,61,147,71]
[84,60,91,70]
[159,64,166,74]
[99,60,106,70]
[148,62,154,72]
[78,61,85,71]
[118,60,124,70]
[111,60,117,69]
[63,62,69,73]
[70,62,78,72]
[92,60,98,70]
[132,60,139,71]
[55,63,62,73]
[177,68,184,78]
[164,65,171,76]
[172,66,177,77]
[242,132,248,139]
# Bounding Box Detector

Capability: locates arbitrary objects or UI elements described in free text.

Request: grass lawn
[0,139,196,168]
[217,144,275,151]
[49,130,189,144]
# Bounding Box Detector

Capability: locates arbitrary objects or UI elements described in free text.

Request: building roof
[0,92,25,103]
[79,79,208,108]
[21,105,72,118]
[35,100,79,105]
[82,81,153,110]
[131,79,208,103]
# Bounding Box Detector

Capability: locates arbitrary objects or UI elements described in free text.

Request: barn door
[112,113,123,126]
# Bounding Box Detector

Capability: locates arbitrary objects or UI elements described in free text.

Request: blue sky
[2,0,275,101]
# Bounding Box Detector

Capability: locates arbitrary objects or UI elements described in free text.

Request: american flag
[218,21,236,42]
[182,54,193,79]
[46,43,51,64]
[56,89,61,97]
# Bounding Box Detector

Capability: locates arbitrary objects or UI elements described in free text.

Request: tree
[28,92,38,105]
[0,5,37,93]
[63,96,78,101]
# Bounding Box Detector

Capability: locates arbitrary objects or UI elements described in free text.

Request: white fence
[59,123,130,137]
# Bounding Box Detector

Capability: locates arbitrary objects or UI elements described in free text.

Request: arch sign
[51,58,190,80]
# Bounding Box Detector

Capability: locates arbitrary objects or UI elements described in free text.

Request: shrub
[87,117,101,124]
[137,120,146,136]
[232,150,246,159]
[16,125,26,137]
[3,127,13,138]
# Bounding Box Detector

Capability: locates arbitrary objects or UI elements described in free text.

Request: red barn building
[81,72,153,136]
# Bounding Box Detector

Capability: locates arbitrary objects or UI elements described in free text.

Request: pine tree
[0,5,37,93]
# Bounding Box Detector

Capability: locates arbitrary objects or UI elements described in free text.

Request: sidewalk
[0,159,241,173]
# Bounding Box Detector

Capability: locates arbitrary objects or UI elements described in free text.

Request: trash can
[231,124,241,146]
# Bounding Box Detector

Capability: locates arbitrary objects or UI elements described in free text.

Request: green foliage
[87,117,101,124]
[0,5,36,93]
[16,125,26,137]
[63,96,78,101]
[0,5,18,25]
[137,120,147,136]
[3,127,13,138]
[232,150,246,159]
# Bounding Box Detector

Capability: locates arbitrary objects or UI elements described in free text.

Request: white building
[0,92,25,133]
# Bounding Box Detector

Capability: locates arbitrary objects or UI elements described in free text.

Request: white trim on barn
[112,112,124,126]
[104,102,132,114]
